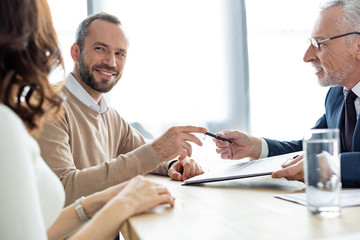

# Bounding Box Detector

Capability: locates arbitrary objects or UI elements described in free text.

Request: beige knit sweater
[37,87,170,206]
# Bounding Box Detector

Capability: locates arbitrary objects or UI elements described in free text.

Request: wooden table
[120,172,360,240]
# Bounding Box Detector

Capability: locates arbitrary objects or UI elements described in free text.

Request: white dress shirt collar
[350,82,360,98]
[65,73,108,114]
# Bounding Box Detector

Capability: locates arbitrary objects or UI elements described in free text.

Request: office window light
[92,0,237,138]
[246,0,328,140]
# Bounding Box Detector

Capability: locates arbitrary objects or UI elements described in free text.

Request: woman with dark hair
[0,0,174,239]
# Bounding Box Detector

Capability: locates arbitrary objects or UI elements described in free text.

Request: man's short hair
[75,12,121,52]
[321,0,360,37]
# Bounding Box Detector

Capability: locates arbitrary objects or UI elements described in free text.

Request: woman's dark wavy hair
[0,0,64,134]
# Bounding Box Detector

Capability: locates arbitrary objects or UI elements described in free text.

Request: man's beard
[78,53,121,93]
[318,64,354,87]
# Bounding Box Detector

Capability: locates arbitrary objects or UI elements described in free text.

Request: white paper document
[183,151,302,185]
[274,189,360,208]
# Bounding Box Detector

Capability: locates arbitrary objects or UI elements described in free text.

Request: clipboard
[183,151,302,185]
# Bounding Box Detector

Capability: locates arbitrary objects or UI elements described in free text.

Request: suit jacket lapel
[353,112,360,151]
[334,93,345,151]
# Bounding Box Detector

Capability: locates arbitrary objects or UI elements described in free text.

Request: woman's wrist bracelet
[75,196,90,223]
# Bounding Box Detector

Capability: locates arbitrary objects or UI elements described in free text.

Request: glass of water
[303,128,341,218]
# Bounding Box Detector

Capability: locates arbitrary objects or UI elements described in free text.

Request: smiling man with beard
[37,12,207,206]
[213,0,360,188]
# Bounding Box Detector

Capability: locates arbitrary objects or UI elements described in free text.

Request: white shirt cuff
[259,138,269,159]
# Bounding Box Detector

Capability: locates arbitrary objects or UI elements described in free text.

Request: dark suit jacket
[264,86,360,187]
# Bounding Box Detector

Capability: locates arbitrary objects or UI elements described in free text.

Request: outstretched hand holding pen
[205,132,232,143]
[212,130,262,160]
[213,130,306,182]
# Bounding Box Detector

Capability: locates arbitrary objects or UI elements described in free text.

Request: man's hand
[317,151,335,184]
[151,126,207,162]
[168,157,204,181]
[214,130,262,160]
[271,155,304,181]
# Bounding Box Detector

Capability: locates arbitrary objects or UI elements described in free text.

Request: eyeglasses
[309,32,360,50]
